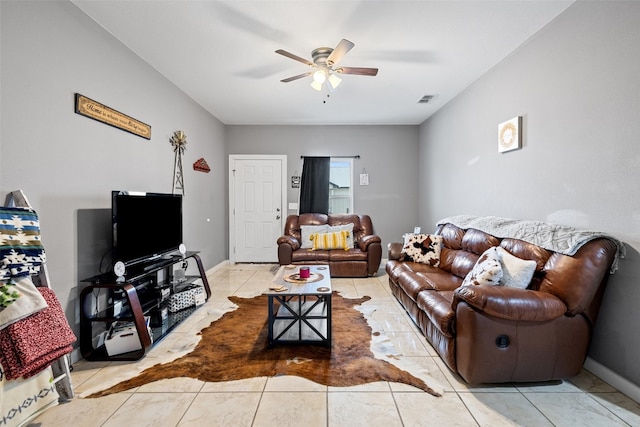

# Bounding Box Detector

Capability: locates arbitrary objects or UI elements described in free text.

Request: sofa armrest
[388,242,403,260]
[453,285,567,322]
[357,234,382,251]
[277,235,301,251]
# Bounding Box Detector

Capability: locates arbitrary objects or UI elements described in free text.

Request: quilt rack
[3,189,74,401]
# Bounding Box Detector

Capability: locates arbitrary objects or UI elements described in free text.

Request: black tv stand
[79,251,211,361]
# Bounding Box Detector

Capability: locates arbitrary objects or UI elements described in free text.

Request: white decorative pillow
[462,247,503,287]
[496,247,536,289]
[327,223,355,248]
[401,234,443,266]
[300,225,329,249]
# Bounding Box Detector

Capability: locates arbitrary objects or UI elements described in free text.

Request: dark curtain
[299,157,330,214]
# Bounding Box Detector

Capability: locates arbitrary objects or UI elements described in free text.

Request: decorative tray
[283,272,324,284]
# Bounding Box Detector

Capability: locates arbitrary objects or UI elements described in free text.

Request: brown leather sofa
[277,213,382,277]
[386,218,621,384]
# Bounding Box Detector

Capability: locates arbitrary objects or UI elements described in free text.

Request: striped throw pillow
[310,230,350,251]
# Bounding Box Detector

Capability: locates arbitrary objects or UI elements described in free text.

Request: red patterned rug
[89,292,440,397]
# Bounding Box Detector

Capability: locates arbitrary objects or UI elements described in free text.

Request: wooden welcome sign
[74,93,151,140]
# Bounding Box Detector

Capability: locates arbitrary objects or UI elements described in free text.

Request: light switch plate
[288,202,298,210]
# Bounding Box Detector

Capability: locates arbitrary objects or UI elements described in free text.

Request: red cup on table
[299,266,310,279]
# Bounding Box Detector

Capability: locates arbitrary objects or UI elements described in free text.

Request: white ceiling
[72,1,574,126]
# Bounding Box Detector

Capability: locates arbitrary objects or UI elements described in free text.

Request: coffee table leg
[326,294,332,347]
[268,295,274,346]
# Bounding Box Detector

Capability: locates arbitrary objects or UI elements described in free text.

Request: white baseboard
[206,259,229,275]
[584,357,640,403]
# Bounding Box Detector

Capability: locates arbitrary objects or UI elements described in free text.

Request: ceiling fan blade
[280,72,312,83]
[275,49,314,67]
[327,39,354,67]
[336,67,379,76]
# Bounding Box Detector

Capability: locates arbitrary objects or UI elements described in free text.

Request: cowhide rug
[89,292,441,397]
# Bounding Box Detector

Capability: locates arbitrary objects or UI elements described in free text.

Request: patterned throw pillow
[462,247,503,287]
[400,234,443,266]
[496,247,536,289]
[311,230,350,251]
[327,223,355,248]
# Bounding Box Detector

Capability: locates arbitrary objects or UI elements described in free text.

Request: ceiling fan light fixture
[310,80,323,91]
[328,73,342,89]
[313,69,327,83]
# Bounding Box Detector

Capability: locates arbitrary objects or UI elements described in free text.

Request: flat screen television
[112,191,183,267]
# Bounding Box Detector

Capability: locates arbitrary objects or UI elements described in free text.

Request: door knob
[276,215,281,220]
[276,208,281,212]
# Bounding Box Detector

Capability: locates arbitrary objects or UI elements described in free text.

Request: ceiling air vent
[418,95,434,104]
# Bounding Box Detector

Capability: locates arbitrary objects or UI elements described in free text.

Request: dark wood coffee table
[266,265,332,347]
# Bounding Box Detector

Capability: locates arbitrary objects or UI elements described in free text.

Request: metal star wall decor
[170,130,187,195]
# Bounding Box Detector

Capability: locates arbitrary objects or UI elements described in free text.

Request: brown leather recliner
[277,213,382,277]
[386,220,621,384]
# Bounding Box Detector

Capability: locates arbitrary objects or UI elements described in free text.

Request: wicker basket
[167,284,205,312]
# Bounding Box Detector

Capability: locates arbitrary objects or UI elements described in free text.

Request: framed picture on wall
[498,116,522,153]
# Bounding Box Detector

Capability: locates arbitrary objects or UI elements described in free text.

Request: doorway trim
[228,154,287,264]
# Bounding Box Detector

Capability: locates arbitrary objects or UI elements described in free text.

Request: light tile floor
[31,263,640,426]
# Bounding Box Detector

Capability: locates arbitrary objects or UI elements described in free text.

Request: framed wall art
[498,116,522,153]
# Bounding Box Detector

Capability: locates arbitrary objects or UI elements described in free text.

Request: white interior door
[229,155,286,263]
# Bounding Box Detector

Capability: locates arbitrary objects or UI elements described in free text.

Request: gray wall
[226,125,420,248]
[419,1,640,385]
[0,1,227,346]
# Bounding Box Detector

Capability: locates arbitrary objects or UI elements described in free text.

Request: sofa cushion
[416,271,463,291]
[461,247,503,287]
[300,225,329,249]
[329,248,367,261]
[396,270,435,301]
[496,247,536,289]
[311,230,350,251]
[401,234,443,266]
[291,249,329,262]
[386,260,422,283]
[460,228,501,255]
[436,223,465,250]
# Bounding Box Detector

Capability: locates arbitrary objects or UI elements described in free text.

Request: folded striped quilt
[0,207,46,281]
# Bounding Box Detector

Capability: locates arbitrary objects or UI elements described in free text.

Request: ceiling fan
[276,39,378,91]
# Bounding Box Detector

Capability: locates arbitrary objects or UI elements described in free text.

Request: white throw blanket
[437,215,626,273]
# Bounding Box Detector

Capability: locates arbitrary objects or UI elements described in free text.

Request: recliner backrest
[434,223,617,316]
